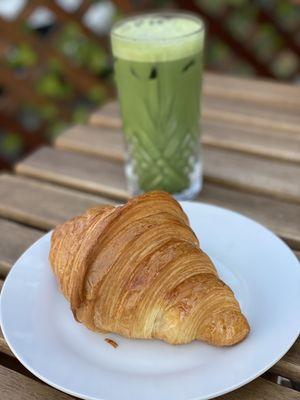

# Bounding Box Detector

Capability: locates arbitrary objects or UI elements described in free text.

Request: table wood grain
[203,73,300,110]
[0,174,116,230]
[0,219,42,277]
[1,72,299,399]
[272,339,300,383]
[16,147,127,200]
[0,364,74,400]
[55,122,300,203]
[58,121,300,164]
[17,145,300,205]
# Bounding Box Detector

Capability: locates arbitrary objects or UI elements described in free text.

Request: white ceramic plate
[1,202,300,400]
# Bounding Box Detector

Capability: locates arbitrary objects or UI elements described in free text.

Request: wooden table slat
[204,73,300,111]
[205,147,300,204]
[15,147,127,200]
[0,174,116,231]
[58,121,300,165]
[203,120,300,164]
[0,176,299,266]
[89,92,300,136]
[14,148,300,248]
[19,144,300,206]
[197,182,300,250]
[90,73,300,119]
[0,364,73,400]
[0,281,11,357]
[272,338,300,383]
[56,125,125,161]
[0,281,13,357]
[70,121,300,204]
[218,377,300,399]
[0,329,12,357]
[0,219,42,277]
[0,334,11,357]
[89,102,121,128]
[57,123,300,203]
[203,96,300,134]
[56,124,123,160]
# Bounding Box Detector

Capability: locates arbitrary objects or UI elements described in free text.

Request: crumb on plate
[105,338,118,348]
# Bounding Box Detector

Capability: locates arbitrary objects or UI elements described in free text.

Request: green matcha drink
[111,13,205,199]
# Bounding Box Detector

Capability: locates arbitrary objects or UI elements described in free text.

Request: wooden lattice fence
[0,0,299,169]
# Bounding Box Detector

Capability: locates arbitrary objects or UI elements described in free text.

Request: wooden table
[0,72,300,399]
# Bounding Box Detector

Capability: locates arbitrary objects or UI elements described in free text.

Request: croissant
[49,191,249,346]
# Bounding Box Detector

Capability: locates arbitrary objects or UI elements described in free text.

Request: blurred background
[0,0,299,170]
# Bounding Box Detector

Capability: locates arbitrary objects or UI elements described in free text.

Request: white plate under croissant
[1,193,300,400]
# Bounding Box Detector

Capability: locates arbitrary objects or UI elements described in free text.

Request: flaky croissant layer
[49,191,250,346]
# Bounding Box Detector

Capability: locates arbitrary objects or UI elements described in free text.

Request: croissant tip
[221,319,250,346]
[197,311,250,347]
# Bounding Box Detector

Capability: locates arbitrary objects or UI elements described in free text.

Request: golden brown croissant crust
[49,191,250,346]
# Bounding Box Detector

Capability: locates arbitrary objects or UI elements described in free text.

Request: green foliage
[57,23,108,74]
[46,120,68,139]
[225,4,257,38]
[272,50,299,78]
[48,58,63,73]
[277,1,300,29]
[72,106,89,124]
[254,24,283,61]
[87,85,106,103]
[0,133,23,158]
[208,40,230,61]
[7,43,37,68]
[200,0,299,79]
[196,0,249,16]
[19,104,43,132]
[37,72,72,99]
[40,104,59,120]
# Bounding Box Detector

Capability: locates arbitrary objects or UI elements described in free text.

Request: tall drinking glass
[111,13,205,199]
